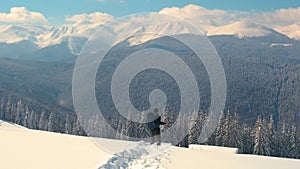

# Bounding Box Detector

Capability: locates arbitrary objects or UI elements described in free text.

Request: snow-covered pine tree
[278,123,289,157]
[253,116,270,156]
[0,97,5,119]
[297,127,300,159]
[120,121,127,140]
[267,115,277,156]
[39,111,49,130]
[241,124,253,154]
[47,112,55,132]
[215,112,225,146]
[166,111,190,147]
[137,111,149,139]
[15,100,24,125]
[23,105,30,127]
[286,125,297,158]
[230,112,243,150]
[124,109,137,140]
[26,107,36,129]
[178,111,191,147]
[222,110,231,147]
[115,116,123,140]
[5,97,14,121]
[188,111,202,144]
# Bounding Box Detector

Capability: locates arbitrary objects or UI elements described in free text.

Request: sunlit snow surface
[1,120,300,169]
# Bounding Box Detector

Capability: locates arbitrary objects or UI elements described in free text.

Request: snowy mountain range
[0,19,298,56]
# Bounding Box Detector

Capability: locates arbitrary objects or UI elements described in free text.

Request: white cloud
[244,7,300,27]
[66,12,114,26]
[65,12,114,37]
[0,7,48,26]
[160,4,300,27]
[159,4,245,26]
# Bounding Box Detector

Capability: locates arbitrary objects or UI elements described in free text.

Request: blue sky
[1,0,300,25]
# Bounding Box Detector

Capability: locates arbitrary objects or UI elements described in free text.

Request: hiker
[147,108,168,145]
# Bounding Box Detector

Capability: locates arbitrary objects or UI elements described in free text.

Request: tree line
[0,97,85,135]
[108,110,300,159]
[189,111,299,159]
[1,97,299,159]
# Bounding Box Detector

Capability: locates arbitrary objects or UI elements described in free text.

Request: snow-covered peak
[275,23,300,40]
[0,25,45,44]
[115,21,205,45]
[36,25,74,48]
[208,21,278,38]
[0,19,296,54]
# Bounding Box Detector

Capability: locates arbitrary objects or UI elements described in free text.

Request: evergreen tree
[188,111,202,144]
[286,125,297,158]
[267,115,277,156]
[215,113,225,146]
[0,98,5,119]
[278,123,289,157]
[38,111,48,130]
[137,112,149,139]
[253,116,270,156]
[177,112,191,147]
[15,100,24,124]
[223,111,231,147]
[241,124,253,154]
[115,116,123,140]
[124,109,137,140]
[230,112,243,150]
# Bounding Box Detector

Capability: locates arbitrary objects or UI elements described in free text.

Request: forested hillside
[0,35,300,159]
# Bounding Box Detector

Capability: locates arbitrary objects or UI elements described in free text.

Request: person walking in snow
[147,108,168,145]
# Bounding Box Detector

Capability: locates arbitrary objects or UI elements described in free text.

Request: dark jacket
[147,113,166,130]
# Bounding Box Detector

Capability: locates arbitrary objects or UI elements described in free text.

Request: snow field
[1,120,300,169]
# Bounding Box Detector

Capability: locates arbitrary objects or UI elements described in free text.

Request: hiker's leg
[151,136,155,144]
[157,134,161,146]
[150,130,155,144]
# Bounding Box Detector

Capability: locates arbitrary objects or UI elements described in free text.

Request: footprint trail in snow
[99,141,171,169]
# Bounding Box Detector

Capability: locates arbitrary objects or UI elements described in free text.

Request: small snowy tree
[215,113,225,146]
[124,109,137,140]
[253,116,270,156]
[286,125,297,158]
[188,111,204,144]
[267,115,277,156]
[115,116,123,140]
[137,112,149,139]
[230,112,243,150]
[222,111,231,147]
[277,123,289,157]
[241,124,253,154]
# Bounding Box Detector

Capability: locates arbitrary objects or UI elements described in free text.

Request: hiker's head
[153,108,159,115]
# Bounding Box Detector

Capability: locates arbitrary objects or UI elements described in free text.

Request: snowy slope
[0,25,46,44]
[165,145,300,169]
[114,21,204,45]
[0,120,112,169]
[207,21,280,38]
[1,119,300,169]
[275,23,300,40]
[35,25,74,48]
